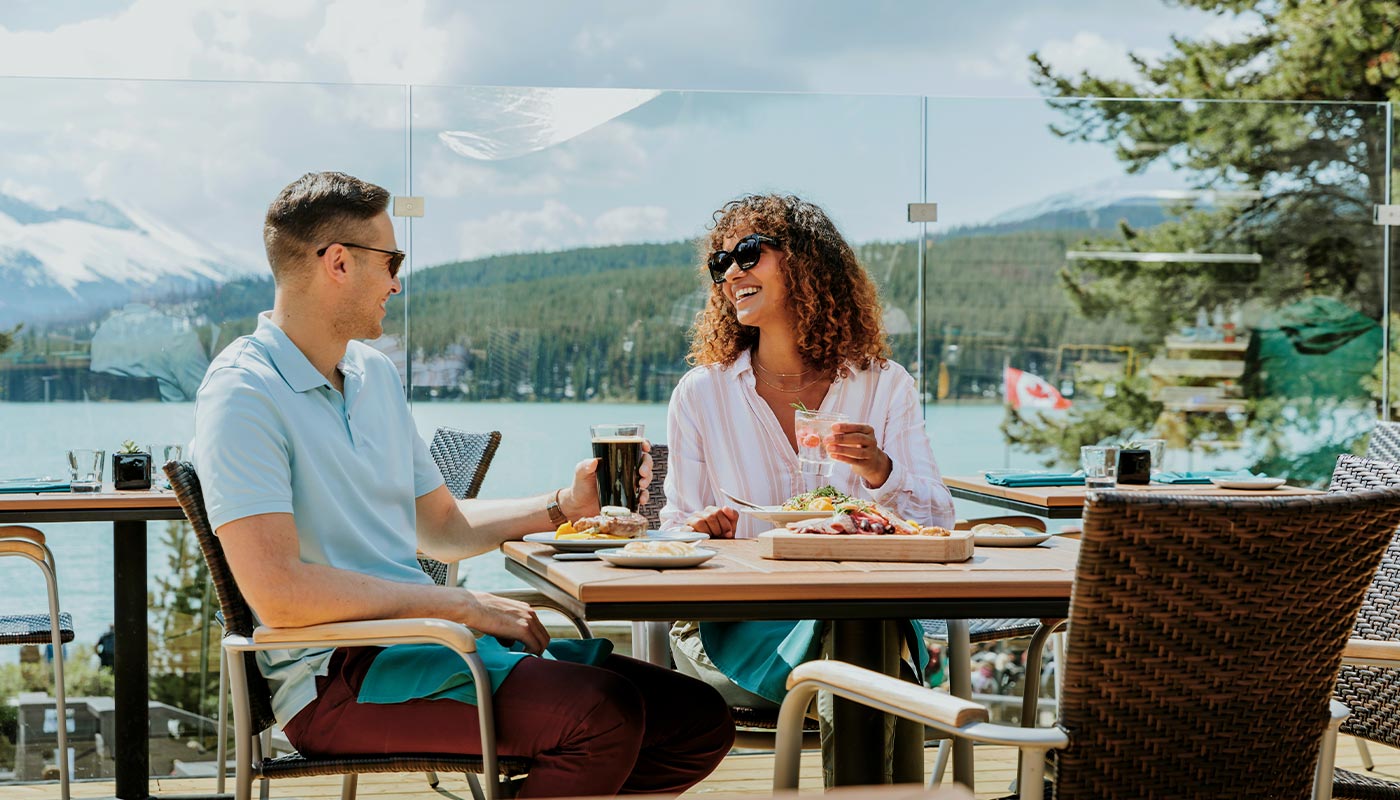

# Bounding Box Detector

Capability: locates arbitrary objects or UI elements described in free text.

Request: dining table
[502,535,1079,790]
[944,474,1323,518]
[0,485,186,800]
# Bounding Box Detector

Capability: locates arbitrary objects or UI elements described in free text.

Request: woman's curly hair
[687,194,888,377]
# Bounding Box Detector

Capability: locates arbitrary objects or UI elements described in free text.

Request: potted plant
[113,440,152,491]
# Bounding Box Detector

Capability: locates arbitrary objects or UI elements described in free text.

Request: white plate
[522,530,709,552]
[972,531,1053,547]
[597,546,717,569]
[1209,477,1287,490]
[737,507,833,525]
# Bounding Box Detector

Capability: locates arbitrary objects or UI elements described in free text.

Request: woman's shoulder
[674,361,741,394]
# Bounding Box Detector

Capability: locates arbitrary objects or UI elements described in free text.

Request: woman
[660,193,955,712]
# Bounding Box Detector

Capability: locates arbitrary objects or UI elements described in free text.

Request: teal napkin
[985,472,1085,487]
[357,635,614,706]
[0,481,72,494]
[1153,469,1258,485]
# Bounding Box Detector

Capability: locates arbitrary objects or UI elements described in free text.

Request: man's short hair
[263,172,391,282]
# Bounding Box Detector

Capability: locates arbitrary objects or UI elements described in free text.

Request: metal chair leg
[217,648,229,794]
[258,729,271,800]
[1356,737,1375,771]
[341,773,358,800]
[466,773,487,800]
[43,560,70,800]
[426,770,440,787]
[928,739,951,788]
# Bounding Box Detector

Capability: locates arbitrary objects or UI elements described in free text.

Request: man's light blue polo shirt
[191,312,444,724]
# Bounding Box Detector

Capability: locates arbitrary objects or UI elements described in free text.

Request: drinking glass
[795,409,849,477]
[67,449,105,493]
[1130,438,1167,478]
[590,424,645,510]
[1080,445,1119,490]
[157,444,183,490]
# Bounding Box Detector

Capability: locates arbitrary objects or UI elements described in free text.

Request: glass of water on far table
[157,444,183,490]
[1080,445,1119,490]
[67,448,105,493]
[795,409,848,477]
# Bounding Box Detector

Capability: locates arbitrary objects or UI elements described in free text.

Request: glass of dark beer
[590,423,645,510]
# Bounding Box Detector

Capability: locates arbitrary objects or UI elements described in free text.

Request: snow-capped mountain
[0,192,258,326]
[946,174,1238,238]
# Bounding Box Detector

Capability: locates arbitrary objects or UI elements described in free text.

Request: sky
[0,0,1274,267]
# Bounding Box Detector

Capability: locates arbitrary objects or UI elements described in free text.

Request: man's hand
[826,422,892,488]
[559,441,655,518]
[685,505,739,538]
[463,590,550,654]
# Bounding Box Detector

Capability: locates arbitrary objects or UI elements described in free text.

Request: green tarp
[1251,296,1381,400]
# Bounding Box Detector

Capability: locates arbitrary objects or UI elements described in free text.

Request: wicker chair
[1365,420,1400,463]
[419,428,503,587]
[1326,454,1400,799]
[167,459,592,800]
[775,487,1400,799]
[0,526,72,800]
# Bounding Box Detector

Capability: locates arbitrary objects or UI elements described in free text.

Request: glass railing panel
[407,86,924,588]
[925,97,1391,495]
[0,76,408,781]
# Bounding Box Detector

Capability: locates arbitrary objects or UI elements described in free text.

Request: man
[192,172,732,798]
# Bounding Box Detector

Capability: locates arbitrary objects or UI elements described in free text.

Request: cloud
[454,201,672,261]
[306,0,460,85]
[1037,31,1153,82]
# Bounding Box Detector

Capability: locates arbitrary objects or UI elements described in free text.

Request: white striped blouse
[660,350,956,539]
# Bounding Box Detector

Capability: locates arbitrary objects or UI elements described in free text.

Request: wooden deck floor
[11,735,1400,799]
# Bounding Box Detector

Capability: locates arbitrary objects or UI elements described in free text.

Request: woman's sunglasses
[708,234,781,284]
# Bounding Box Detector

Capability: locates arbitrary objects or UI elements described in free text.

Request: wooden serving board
[757,529,975,563]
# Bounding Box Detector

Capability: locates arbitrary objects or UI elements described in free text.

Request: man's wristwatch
[546,489,569,527]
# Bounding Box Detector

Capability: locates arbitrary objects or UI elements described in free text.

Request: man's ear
[319,244,352,285]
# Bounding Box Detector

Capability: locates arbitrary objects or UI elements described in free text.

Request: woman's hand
[826,422,893,488]
[685,505,739,538]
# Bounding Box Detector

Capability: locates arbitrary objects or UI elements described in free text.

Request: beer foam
[590,436,647,443]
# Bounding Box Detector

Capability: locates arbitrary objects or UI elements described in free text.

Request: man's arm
[218,512,550,652]
[415,449,653,562]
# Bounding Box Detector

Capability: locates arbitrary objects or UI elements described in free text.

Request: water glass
[795,409,849,477]
[157,444,183,490]
[67,449,105,493]
[590,424,645,510]
[1080,445,1119,490]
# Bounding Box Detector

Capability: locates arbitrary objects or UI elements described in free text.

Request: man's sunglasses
[317,242,406,278]
[708,234,780,284]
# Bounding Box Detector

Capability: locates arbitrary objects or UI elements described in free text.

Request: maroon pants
[283,647,734,797]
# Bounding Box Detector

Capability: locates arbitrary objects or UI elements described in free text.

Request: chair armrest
[784,661,1067,748]
[0,526,44,544]
[0,538,50,562]
[244,617,477,654]
[492,589,592,637]
[792,660,988,727]
[1342,639,1400,668]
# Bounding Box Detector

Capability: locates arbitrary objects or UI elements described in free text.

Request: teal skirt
[700,620,929,705]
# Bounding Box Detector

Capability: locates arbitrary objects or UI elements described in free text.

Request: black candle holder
[113,451,152,490]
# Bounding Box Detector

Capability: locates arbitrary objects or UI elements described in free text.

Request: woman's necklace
[753,369,827,394]
[753,359,813,378]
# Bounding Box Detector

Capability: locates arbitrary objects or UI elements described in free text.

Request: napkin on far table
[984,472,1086,488]
[0,480,72,494]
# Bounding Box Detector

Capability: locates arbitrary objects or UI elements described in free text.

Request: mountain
[941,174,1223,239]
[0,192,256,326]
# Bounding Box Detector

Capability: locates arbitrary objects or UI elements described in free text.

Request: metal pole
[1383,102,1393,421]
[113,520,149,800]
[918,96,929,413]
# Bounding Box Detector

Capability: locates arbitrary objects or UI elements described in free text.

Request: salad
[781,485,867,512]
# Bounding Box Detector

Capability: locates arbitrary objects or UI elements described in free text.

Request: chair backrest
[1054,486,1400,799]
[1365,420,1400,463]
[430,428,502,501]
[421,429,502,585]
[1328,454,1400,748]
[164,460,279,734]
[637,443,669,529]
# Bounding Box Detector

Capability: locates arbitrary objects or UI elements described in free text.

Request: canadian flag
[1004,367,1072,410]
